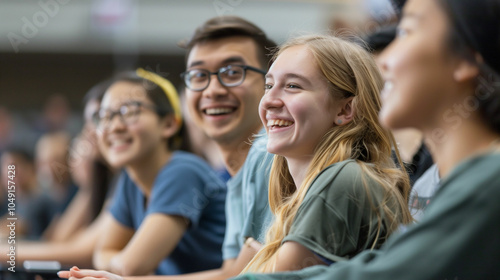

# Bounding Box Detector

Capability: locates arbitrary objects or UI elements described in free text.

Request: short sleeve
[240,145,274,243]
[284,194,356,262]
[147,161,209,229]
[222,131,274,260]
[109,172,135,228]
[222,172,244,260]
[283,161,380,262]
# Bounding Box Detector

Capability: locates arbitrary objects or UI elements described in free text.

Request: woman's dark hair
[2,146,34,165]
[390,0,406,17]
[111,71,191,153]
[89,160,113,221]
[438,0,500,133]
[83,79,114,106]
[362,24,397,54]
[83,79,115,221]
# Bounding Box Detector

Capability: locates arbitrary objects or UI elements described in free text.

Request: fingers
[59,266,121,280]
[69,277,109,280]
[244,237,262,251]
[71,269,108,278]
[58,271,71,279]
[58,266,81,279]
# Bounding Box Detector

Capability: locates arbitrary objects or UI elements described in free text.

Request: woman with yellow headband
[88,69,227,275]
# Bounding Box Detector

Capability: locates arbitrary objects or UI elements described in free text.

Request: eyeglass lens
[95,103,142,129]
[184,65,246,91]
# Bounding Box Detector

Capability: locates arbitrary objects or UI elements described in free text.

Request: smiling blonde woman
[242,34,413,273]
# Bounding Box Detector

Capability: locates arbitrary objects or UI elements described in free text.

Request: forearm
[105,215,188,276]
[106,253,156,276]
[96,247,157,276]
[48,191,93,242]
[93,248,120,271]
[1,240,95,268]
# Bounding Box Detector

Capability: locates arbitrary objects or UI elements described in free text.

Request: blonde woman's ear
[335,97,355,126]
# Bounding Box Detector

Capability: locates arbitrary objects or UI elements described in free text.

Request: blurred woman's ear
[161,115,181,139]
[453,55,481,83]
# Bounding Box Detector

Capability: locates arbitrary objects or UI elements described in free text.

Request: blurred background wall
[0,0,396,153]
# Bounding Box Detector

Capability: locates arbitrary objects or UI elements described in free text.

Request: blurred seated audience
[0,147,55,240]
[0,79,117,268]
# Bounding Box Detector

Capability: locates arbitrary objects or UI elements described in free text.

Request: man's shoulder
[244,132,273,173]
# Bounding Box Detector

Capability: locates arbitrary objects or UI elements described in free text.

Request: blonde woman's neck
[285,155,314,190]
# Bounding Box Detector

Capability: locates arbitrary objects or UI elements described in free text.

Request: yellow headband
[136,68,182,126]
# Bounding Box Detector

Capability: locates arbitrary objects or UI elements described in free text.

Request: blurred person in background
[0,106,38,157]
[0,147,55,240]
[33,94,82,138]
[34,131,79,240]
[45,79,117,243]
[0,79,118,268]
[0,107,14,155]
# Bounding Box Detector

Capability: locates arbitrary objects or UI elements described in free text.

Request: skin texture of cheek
[378,0,457,131]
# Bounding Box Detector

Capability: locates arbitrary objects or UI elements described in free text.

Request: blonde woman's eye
[287,84,300,89]
[265,84,273,90]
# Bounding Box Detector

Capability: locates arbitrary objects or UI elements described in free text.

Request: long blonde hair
[243,35,413,273]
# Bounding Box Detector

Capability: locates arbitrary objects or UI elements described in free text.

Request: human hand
[244,237,262,251]
[58,266,123,280]
[69,135,96,190]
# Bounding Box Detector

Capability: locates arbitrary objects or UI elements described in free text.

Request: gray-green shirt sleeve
[283,160,387,263]
[232,153,500,280]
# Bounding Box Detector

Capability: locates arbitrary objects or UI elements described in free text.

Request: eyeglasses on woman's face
[181,64,266,92]
[93,101,158,130]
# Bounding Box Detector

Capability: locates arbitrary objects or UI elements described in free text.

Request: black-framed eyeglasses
[181,64,266,91]
[92,101,159,130]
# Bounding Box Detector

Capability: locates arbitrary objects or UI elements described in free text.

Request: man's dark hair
[179,16,277,68]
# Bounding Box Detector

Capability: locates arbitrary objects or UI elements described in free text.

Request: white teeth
[205,108,234,115]
[267,119,293,127]
[110,139,128,147]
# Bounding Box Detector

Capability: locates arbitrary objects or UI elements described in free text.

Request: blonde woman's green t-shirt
[283,160,395,263]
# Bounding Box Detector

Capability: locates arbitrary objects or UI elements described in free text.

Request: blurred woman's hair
[111,70,191,153]
[437,0,500,133]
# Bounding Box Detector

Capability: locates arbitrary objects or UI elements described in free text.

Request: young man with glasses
[59,16,277,280]
[178,15,277,279]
